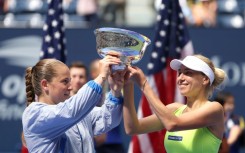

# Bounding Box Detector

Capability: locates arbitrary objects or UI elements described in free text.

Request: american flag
[128,0,193,153]
[40,0,66,63]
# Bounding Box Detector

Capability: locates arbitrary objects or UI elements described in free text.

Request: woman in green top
[123,54,227,153]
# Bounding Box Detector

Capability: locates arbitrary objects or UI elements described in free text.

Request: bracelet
[141,79,147,91]
[100,75,106,81]
[101,76,106,81]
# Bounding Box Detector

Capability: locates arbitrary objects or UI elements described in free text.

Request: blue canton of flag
[40,0,66,63]
[147,0,192,75]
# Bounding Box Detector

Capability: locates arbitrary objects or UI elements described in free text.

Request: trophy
[94,27,151,72]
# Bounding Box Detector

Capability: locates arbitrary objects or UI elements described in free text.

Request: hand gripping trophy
[94,27,151,72]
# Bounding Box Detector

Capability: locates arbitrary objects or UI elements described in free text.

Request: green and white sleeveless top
[164,105,221,153]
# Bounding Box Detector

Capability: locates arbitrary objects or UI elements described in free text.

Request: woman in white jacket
[22,54,125,153]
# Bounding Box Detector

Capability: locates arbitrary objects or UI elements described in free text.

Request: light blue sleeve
[23,80,103,139]
[89,91,123,136]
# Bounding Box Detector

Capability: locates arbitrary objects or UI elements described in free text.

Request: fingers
[102,55,121,64]
[127,66,138,77]
[106,51,121,57]
[98,56,121,79]
[100,55,121,70]
[127,65,139,71]
[103,50,122,65]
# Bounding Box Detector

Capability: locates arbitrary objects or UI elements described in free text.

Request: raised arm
[123,80,163,135]
[93,54,121,86]
[23,55,122,138]
[90,67,127,135]
[127,66,224,133]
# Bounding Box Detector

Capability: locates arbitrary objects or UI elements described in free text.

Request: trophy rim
[94,27,151,44]
[94,27,151,65]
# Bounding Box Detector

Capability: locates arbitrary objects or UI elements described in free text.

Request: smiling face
[177,65,209,97]
[45,64,72,104]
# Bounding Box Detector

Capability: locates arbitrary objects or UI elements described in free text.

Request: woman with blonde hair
[123,54,227,153]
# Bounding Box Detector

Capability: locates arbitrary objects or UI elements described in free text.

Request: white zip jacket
[22,80,123,153]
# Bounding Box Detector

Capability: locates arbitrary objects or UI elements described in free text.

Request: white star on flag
[40,0,66,63]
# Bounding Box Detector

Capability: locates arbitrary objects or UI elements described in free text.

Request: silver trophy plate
[94,27,151,71]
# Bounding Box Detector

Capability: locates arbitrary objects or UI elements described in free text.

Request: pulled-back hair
[25,59,65,106]
[194,54,227,97]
